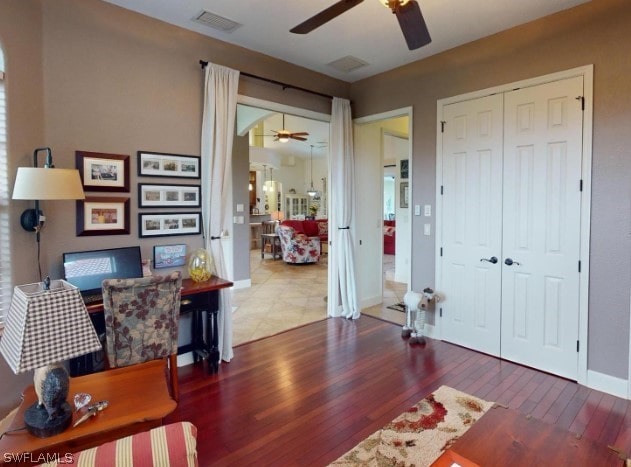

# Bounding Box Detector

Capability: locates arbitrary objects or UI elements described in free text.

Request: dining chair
[102,271,182,401]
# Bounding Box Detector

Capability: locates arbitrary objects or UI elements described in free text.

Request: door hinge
[440,247,443,257]
[577,340,580,352]
[440,185,444,195]
[578,260,581,273]
[441,121,446,133]
[440,307,443,317]
[579,179,583,192]
[576,96,585,111]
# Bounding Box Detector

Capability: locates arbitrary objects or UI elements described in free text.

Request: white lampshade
[12,167,85,200]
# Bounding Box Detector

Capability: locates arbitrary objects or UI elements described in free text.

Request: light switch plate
[424,223,431,236]
[424,205,432,217]
[236,203,244,212]
[414,204,421,216]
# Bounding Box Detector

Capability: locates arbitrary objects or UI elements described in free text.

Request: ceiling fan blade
[291,136,308,141]
[290,132,310,136]
[395,0,431,50]
[290,0,364,34]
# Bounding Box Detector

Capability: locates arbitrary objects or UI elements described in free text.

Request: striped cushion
[40,422,197,467]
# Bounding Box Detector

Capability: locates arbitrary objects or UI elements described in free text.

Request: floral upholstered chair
[276,224,320,264]
[102,271,182,400]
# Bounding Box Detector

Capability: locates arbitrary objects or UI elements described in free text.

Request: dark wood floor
[166,316,631,466]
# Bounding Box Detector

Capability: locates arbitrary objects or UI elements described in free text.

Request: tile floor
[231,250,407,346]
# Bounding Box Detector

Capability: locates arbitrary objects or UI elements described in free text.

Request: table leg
[206,310,219,374]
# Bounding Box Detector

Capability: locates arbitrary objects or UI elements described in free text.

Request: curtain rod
[199,60,333,100]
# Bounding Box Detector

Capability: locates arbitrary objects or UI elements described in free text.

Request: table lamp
[0,279,102,438]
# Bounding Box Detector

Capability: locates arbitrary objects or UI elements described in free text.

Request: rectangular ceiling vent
[327,56,369,73]
[194,10,241,33]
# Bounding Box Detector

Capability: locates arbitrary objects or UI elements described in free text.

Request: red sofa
[384,220,396,255]
[281,219,328,244]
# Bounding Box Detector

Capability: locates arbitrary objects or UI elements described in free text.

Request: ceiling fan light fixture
[378,0,410,10]
[277,133,290,143]
[307,186,318,197]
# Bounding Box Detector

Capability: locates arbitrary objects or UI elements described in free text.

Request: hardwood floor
[167,316,630,466]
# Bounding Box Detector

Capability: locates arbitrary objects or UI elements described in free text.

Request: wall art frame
[138,212,201,238]
[76,196,130,236]
[138,183,201,208]
[153,244,187,269]
[400,181,409,208]
[400,159,409,180]
[76,151,130,192]
[137,151,201,179]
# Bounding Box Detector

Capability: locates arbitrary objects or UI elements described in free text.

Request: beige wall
[351,0,631,379]
[0,0,349,416]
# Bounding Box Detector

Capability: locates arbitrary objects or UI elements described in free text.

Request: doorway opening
[232,102,331,345]
[353,111,412,324]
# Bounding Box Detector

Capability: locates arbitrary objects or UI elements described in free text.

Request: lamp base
[24,402,72,438]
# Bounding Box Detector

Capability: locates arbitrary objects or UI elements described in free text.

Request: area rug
[330,386,493,467]
[386,302,406,313]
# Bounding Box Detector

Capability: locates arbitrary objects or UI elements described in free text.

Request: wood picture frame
[76,196,130,236]
[138,183,201,208]
[138,212,202,238]
[76,151,130,192]
[137,151,201,179]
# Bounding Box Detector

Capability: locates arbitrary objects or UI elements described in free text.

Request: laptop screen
[62,246,143,296]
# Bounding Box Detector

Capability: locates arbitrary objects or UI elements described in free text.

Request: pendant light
[307,145,317,197]
[262,164,268,192]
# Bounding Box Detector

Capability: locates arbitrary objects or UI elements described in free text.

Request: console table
[74,275,233,376]
[0,360,176,465]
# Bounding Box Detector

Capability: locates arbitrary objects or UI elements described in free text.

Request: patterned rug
[386,302,406,313]
[330,386,493,466]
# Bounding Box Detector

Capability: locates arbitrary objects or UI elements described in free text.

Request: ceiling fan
[290,0,431,51]
[267,114,309,143]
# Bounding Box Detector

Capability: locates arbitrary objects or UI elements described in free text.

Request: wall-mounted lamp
[13,147,85,232]
[12,147,85,277]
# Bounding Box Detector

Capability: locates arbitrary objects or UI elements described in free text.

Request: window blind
[0,71,12,327]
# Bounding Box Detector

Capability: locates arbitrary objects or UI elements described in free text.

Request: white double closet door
[440,76,584,380]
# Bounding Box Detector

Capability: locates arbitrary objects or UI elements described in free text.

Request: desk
[0,360,176,466]
[77,276,233,375]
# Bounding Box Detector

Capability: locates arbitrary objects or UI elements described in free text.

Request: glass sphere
[188,248,213,282]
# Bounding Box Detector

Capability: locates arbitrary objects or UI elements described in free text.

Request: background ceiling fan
[290,0,431,50]
[265,114,309,143]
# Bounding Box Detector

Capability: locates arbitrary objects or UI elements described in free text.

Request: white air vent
[193,10,241,33]
[327,56,369,73]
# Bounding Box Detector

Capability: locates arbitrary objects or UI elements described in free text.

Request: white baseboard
[586,369,628,399]
[177,352,194,368]
[232,279,251,290]
[360,295,382,310]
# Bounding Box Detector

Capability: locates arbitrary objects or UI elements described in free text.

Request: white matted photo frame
[137,151,201,179]
[153,244,187,269]
[138,183,201,208]
[139,212,201,238]
[76,151,130,192]
[76,196,130,236]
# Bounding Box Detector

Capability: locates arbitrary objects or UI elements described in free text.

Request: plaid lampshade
[0,280,102,374]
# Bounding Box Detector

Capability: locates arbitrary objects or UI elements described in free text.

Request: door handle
[480,256,498,264]
[504,258,521,266]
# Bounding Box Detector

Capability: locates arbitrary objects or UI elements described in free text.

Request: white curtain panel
[328,97,360,319]
[201,62,239,363]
